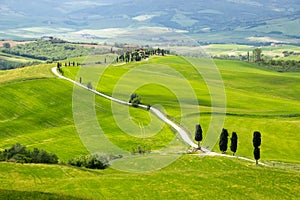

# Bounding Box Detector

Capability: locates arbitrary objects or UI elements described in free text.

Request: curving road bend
[51,67,199,148]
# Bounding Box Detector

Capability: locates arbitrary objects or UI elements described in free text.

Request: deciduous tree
[253,48,262,62]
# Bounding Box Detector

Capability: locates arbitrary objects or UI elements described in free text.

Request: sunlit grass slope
[0,56,300,199]
[0,64,88,160]
[0,156,299,199]
[63,56,300,163]
[0,61,175,159]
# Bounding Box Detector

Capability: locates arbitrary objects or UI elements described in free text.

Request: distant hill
[1,0,300,44]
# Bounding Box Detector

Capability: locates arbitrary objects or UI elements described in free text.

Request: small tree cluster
[68,154,110,169]
[57,61,80,68]
[216,128,262,164]
[217,129,238,155]
[131,145,151,154]
[194,125,238,155]
[129,93,141,107]
[56,62,64,75]
[116,47,170,63]
[0,143,58,164]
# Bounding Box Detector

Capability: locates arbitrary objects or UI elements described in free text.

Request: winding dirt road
[51,67,198,148]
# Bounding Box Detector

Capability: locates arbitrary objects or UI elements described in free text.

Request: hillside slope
[0,57,300,199]
[0,156,299,199]
[0,64,89,160]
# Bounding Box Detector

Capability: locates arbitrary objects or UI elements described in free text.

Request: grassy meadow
[62,56,300,163]
[0,55,300,199]
[0,156,299,199]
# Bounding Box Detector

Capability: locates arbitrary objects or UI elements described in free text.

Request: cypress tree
[253,131,261,165]
[219,128,229,153]
[194,124,203,150]
[254,147,260,165]
[253,131,261,148]
[230,132,238,155]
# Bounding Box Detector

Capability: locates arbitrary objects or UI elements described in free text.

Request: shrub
[131,145,151,154]
[129,93,141,107]
[68,154,110,169]
[30,148,58,164]
[87,82,93,89]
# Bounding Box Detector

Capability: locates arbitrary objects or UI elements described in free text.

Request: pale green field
[204,44,300,59]
[0,156,299,199]
[62,56,300,163]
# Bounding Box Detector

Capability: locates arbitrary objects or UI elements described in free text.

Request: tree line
[115,48,170,63]
[0,143,115,170]
[214,48,300,72]
[1,39,90,62]
[0,143,58,164]
[195,124,262,165]
[68,154,117,169]
[0,59,41,70]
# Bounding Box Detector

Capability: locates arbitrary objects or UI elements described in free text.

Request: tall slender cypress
[253,131,261,165]
[195,124,203,150]
[219,128,229,153]
[230,132,238,156]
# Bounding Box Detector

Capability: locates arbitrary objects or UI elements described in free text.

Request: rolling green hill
[0,64,88,160]
[63,56,300,163]
[0,56,300,199]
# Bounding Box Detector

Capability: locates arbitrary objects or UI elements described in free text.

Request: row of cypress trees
[219,128,237,155]
[194,124,262,165]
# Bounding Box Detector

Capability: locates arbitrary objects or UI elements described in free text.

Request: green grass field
[0,64,89,160]
[0,56,300,199]
[0,156,299,199]
[62,56,300,163]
